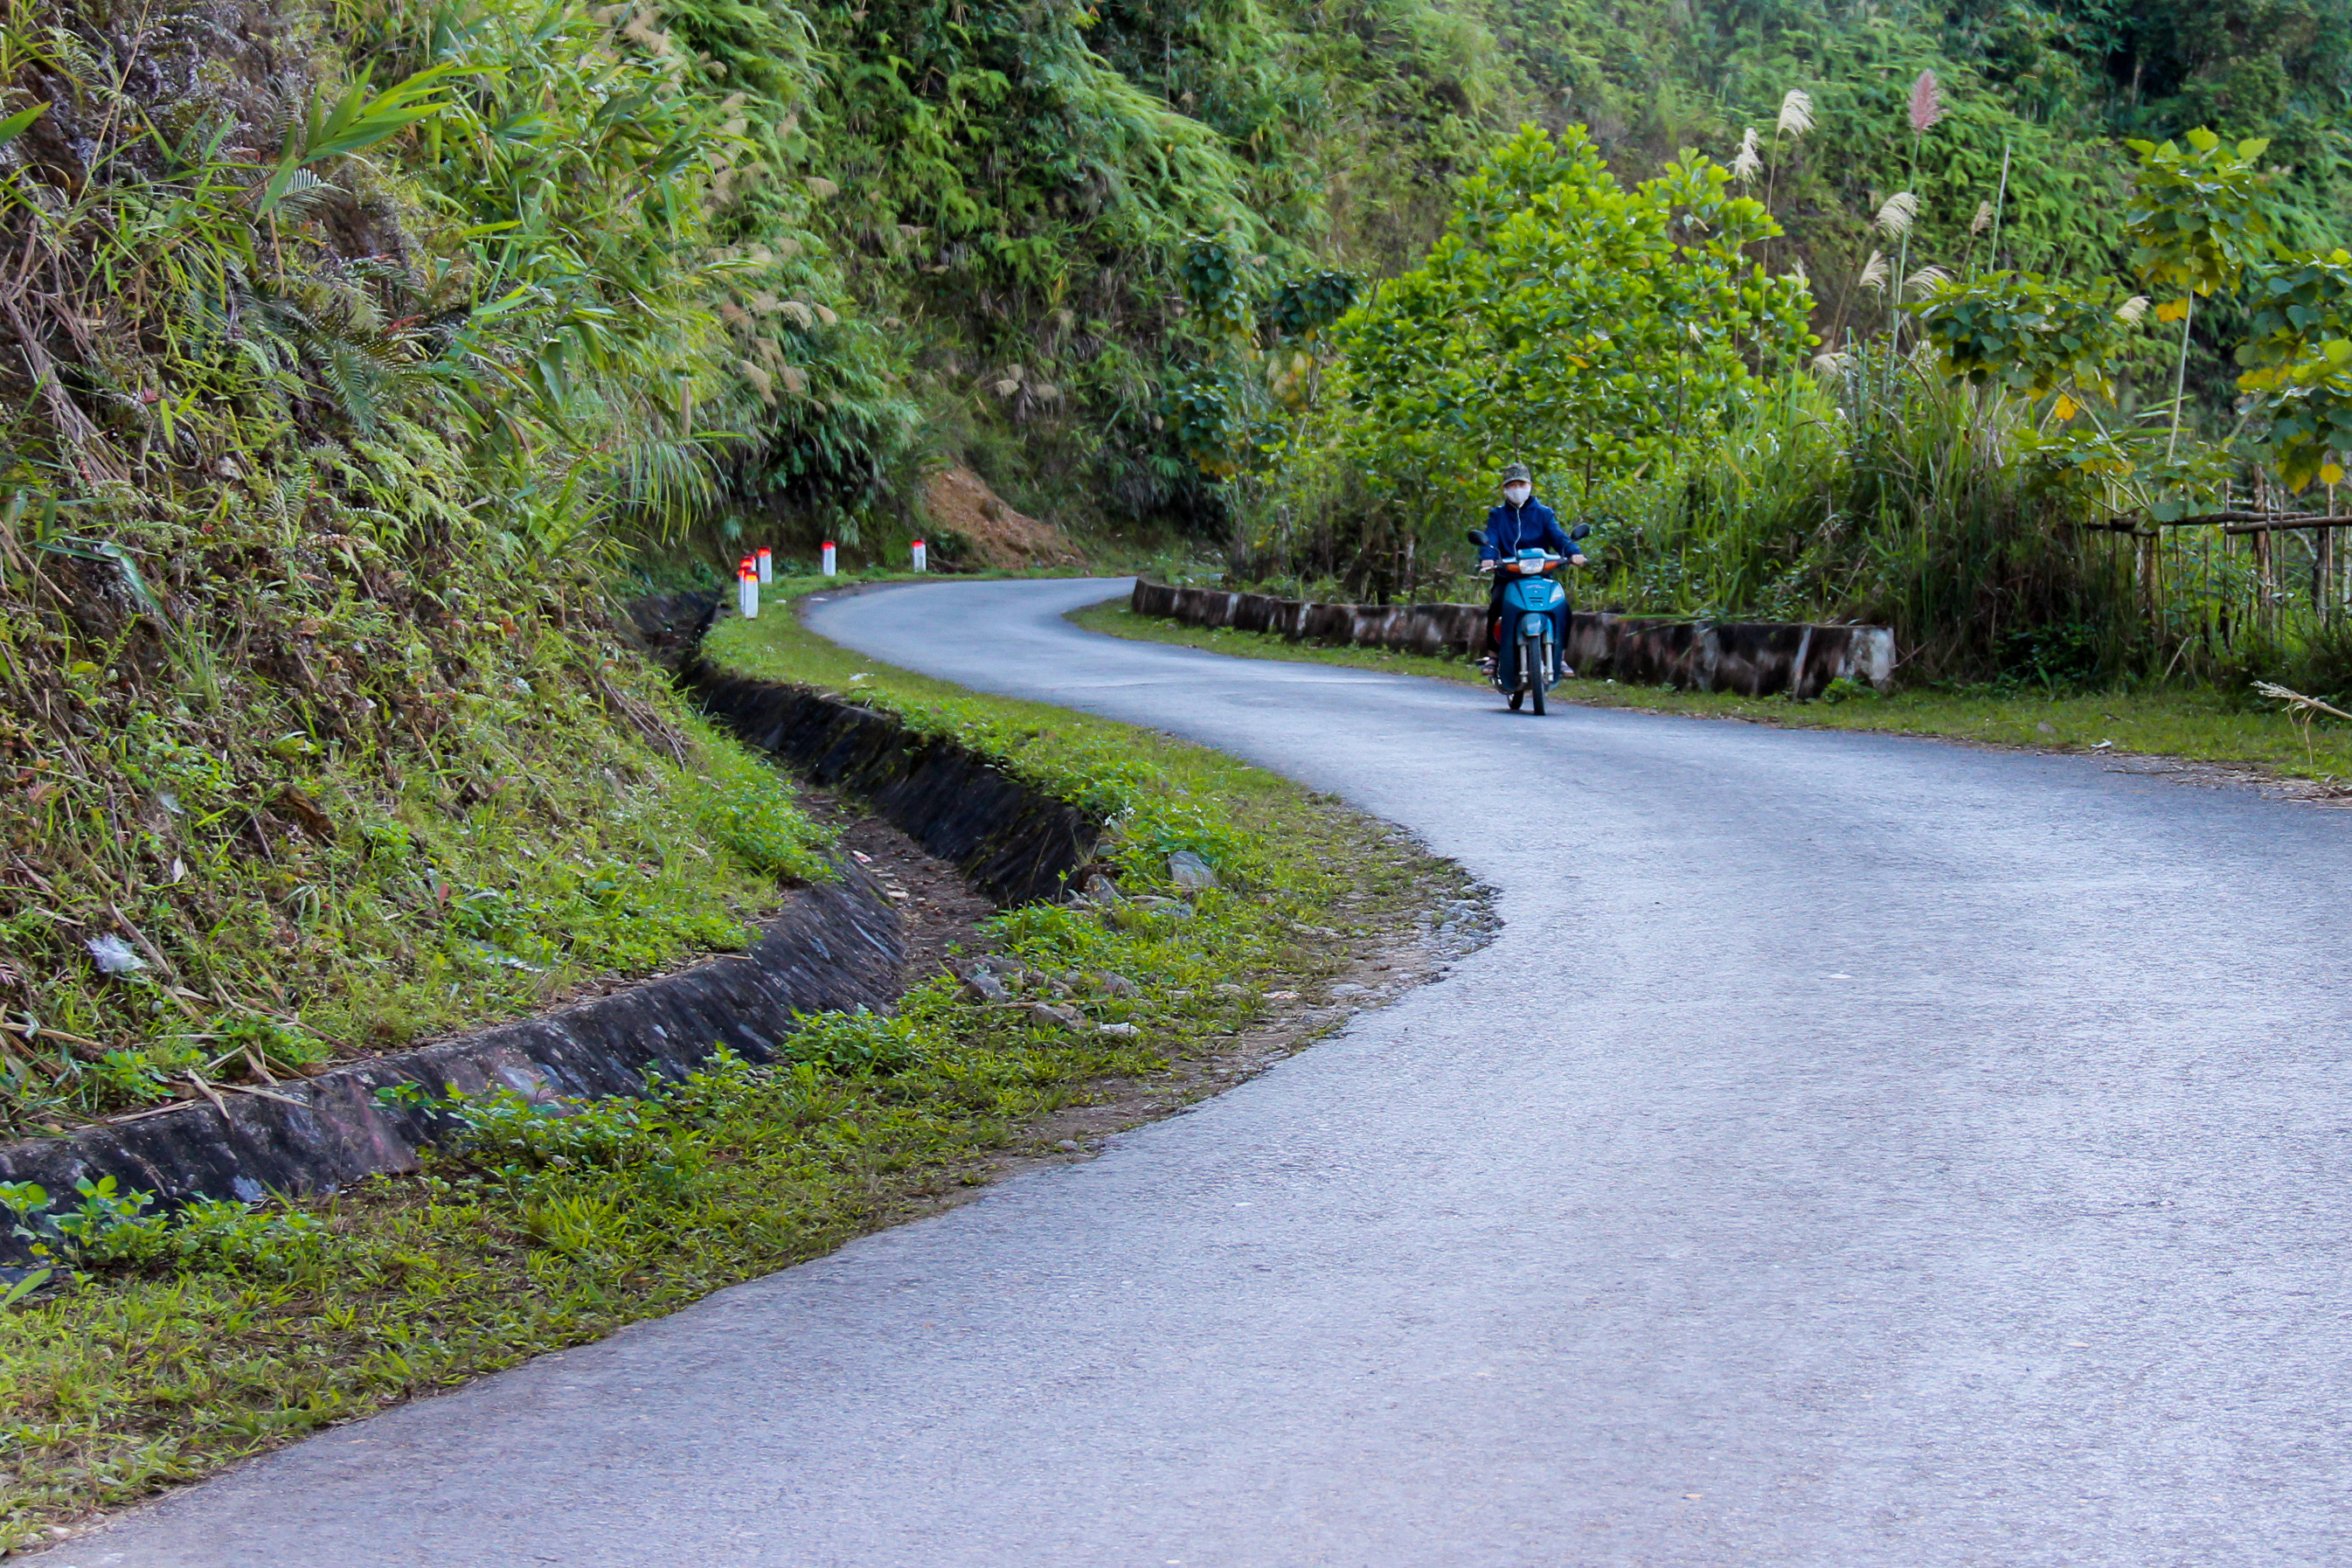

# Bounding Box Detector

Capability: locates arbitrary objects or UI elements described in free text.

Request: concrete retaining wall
[1129,580,1894,699]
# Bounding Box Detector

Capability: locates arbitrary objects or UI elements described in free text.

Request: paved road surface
[45,579,2352,1567]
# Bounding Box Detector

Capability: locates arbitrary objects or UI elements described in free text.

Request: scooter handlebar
[1477,553,1578,574]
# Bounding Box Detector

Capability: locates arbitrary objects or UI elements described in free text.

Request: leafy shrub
[777,1009,933,1076]
[3,1177,325,1277]
[425,1089,665,1179]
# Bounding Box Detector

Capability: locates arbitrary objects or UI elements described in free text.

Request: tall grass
[1596,365,2140,683]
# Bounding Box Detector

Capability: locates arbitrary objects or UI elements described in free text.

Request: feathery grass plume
[1906,264,1952,299]
[1731,128,1762,184]
[1810,350,1854,377]
[1908,70,1945,135]
[1859,250,1891,293]
[1777,88,1814,139]
[2116,295,2151,325]
[1970,200,1995,235]
[1875,192,1918,238]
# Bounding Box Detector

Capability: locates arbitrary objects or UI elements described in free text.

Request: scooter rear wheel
[1507,689,1524,711]
[1524,635,1547,715]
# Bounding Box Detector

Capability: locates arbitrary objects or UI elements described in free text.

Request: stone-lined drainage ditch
[0,621,1106,1259]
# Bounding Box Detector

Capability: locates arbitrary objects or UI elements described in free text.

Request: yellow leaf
[2052,393,2078,421]
[2324,462,2346,485]
[2154,300,2189,324]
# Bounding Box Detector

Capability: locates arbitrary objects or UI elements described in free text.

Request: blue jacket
[1479,496,1577,561]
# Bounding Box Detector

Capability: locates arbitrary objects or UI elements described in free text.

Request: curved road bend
[45,578,2352,1568]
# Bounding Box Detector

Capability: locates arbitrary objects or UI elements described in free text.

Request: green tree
[2236,249,2352,489]
[1324,125,1814,510]
[2123,128,2274,457]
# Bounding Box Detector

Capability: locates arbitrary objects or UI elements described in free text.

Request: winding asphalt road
[45,579,2352,1567]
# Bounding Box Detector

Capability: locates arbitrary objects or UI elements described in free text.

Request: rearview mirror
[1464,528,1486,547]
[1569,522,1592,541]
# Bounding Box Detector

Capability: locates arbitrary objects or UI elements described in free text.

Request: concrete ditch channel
[0,599,1095,1256]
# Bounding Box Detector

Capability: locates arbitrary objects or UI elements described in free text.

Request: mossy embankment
[0,549,829,1138]
[0,0,859,1138]
[0,584,1469,1553]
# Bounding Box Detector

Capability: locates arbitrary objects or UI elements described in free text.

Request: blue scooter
[1467,522,1590,715]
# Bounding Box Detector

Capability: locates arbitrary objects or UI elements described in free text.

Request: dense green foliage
[1227,9,2352,689]
[0,0,840,1131]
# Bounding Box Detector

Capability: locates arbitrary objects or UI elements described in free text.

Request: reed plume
[1908,70,1944,135]
[1731,127,1762,184]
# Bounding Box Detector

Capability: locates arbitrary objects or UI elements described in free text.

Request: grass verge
[0,579,1460,1554]
[1072,600,2352,784]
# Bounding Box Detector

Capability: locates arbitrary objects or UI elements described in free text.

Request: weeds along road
[50,578,2352,1568]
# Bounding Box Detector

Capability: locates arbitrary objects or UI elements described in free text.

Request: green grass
[1072,601,2352,783]
[0,580,1458,1552]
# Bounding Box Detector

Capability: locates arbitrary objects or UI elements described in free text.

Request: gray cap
[1501,462,1532,483]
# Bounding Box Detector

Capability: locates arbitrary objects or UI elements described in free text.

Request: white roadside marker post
[821,540,836,577]
[755,546,773,585]
[737,557,759,619]
[911,538,927,572]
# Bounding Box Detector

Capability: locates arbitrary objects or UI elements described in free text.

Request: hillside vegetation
[3,0,2351,1123]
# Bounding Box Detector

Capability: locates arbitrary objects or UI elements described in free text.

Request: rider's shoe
[1477,655,1496,674]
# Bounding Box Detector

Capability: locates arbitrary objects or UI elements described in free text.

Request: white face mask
[1502,483,1531,505]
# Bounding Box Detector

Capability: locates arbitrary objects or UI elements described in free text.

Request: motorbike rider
[1477,462,1585,672]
